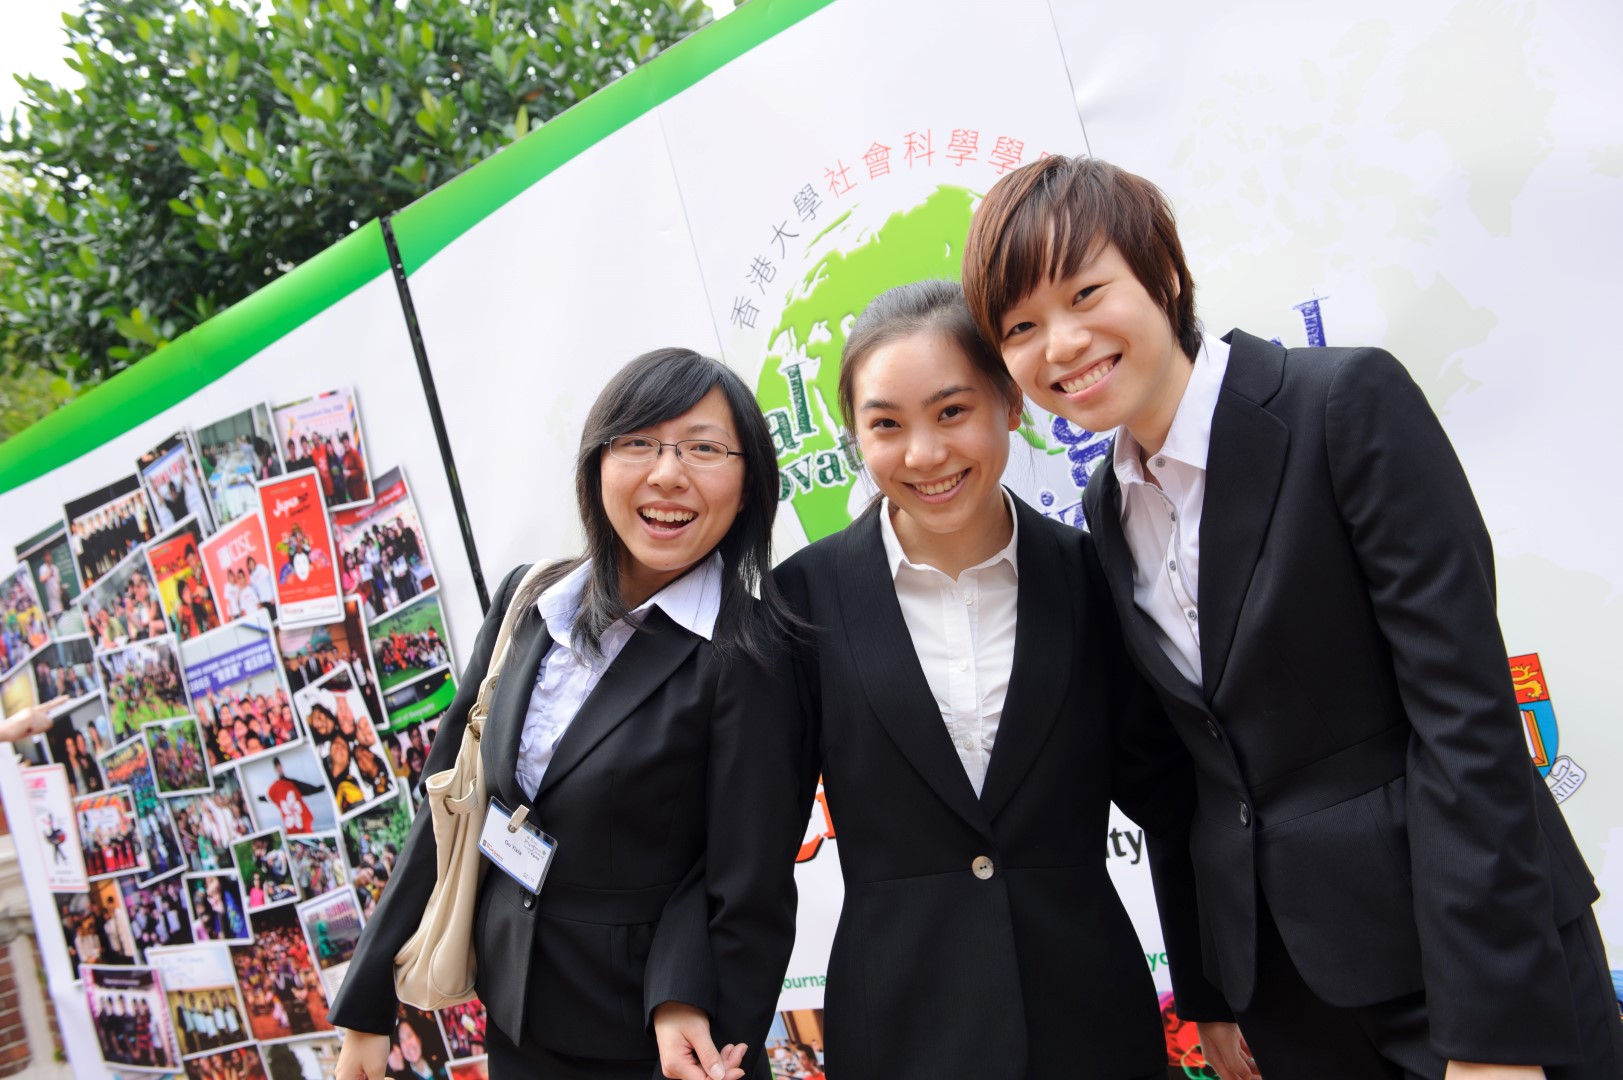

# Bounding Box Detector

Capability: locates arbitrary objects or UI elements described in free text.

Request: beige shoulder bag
[393,562,549,1010]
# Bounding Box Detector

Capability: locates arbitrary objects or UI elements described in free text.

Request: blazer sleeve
[327,564,529,1036]
[1081,535,1232,1023]
[1324,349,1578,1062]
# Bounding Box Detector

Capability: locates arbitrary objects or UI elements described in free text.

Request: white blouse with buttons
[879,491,1019,797]
[1112,335,1231,687]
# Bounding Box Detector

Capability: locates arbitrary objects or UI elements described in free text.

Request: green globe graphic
[755,184,1079,542]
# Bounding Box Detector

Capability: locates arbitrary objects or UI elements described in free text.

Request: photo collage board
[4,389,488,1079]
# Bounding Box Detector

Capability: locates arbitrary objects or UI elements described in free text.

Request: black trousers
[487,1022,656,1080]
[1234,898,1623,1079]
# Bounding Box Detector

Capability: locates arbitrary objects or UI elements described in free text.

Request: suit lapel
[1200,331,1290,700]
[979,498,1071,821]
[1087,463,1209,715]
[536,607,699,801]
[483,608,553,810]
[836,509,991,838]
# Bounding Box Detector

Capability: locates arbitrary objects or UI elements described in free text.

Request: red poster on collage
[258,469,344,628]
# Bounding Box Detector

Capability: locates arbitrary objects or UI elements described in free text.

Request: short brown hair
[836,280,1020,436]
[962,155,1200,361]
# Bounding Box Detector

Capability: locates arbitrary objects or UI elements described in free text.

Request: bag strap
[466,562,554,741]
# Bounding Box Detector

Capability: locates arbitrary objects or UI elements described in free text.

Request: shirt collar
[1113,333,1231,485]
[878,488,1020,580]
[537,552,723,645]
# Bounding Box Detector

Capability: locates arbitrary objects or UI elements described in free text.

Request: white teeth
[640,508,695,524]
[1059,359,1116,394]
[914,471,966,496]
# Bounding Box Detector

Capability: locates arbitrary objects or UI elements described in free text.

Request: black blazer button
[523,891,536,909]
[971,856,995,880]
[1205,719,1220,740]
[1238,801,1251,827]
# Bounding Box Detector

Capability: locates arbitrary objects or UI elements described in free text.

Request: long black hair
[515,347,801,665]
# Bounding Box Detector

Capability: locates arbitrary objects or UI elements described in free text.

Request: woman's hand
[0,697,68,743]
[1198,1021,1262,1080]
[334,1029,391,1080]
[654,1001,747,1080]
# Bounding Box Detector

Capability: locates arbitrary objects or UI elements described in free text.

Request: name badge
[478,797,557,895]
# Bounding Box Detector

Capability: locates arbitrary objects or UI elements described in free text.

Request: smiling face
[600,386,746,608]
[998,242,1194,452]
[852,331,1021,571]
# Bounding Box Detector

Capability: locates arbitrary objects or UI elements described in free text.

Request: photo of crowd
[296,667,395,817]
[17,524,87,638]
[386,1006,452,1080]
[334,467,438,624]
[100,636,191,738]
[385,718,440,806]
[120,875,195,955]
[83,551,170,652]
[272,389,374,511]
[169,770,258,873]
[44,695,112,797]
[66,475,157,589]
[148,943,254,1061]
[186,1044,269,1080]
[99,735,190,884]
[240,748,336,836]
[76,788,148,879]
[369,595,451,693]
[231,904,332,1041]
[83,965,180,1071]
[184,872,251,944]
[32,635,98,704]
[183,615,301,769]
[340,793,408,922]
[145,715,213,795]
[147,518,224,641]
[231,831,301,911]
[765,1009,827,1079]
[278,599,385,727]
[287,833,347,897]
[56,880,138,968]
[139,433,216,536]
[436,1001,486,1062]
[1,565,50,675]
[195,405,285,526]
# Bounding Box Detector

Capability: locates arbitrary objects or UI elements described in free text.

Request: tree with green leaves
[0,0,710,396]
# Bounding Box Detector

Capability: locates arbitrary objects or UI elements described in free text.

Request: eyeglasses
[603,435,744,468]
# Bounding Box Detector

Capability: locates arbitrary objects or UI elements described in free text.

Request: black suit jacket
[658,495,1202,1079]
[329,565,807,1075]
[1082,330,1599,1062]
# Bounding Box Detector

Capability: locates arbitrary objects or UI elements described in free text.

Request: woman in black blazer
[331,349,810,1080]
[656,283,1199,1080]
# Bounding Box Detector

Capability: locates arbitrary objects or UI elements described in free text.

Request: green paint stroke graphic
[756,185,977,541]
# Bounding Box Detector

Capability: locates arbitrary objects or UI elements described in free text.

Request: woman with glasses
[332,348,811,1080]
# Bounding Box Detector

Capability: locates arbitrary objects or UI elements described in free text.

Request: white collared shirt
[1114,335,1230,687]
[514,554,722,800]
[879,491,1020,797]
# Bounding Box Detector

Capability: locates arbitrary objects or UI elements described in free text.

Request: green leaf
[45,198,68,225]
[514,103,529,137]
[220,123,249,156]
[245,165,270,189]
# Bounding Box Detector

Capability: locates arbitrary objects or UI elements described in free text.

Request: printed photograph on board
[260,1034,340,1080]
[56,878,138,968]
[82,964,181,1072]
[295,888,363,998]
[17,522,88,637]
[31,633,98,707]
[332,466,437,623]
[22,764,89,891]
[65,474,157,590]
[99,735,190,885]
[384,716,440,807]
[436,1000,487,1063]
[367,594,451,693]
[277,598,385,727]
[44,691,112,796]
[143,715,213,796]
[232,903,334,1041]
[76,786,149,880]
[286,833,346,898]
[296,666,395,818]
[238,746,336,837]
[448,1058,489,1080]
[381,668,455,733]
[181,871,251,945]
[257,470,343,628]
[146,517,224,641]
[118,873,196,955]
[181,612,301,769]
[339,793,409,922]
[1,564,50,673]
[765,1008,827,1079]
[100,636,191,739]
[138,432,216,536]
[386,1005,451,1080]
[168,767,258,873]
[271,388,373,511]
[146,943,253,1059]
[195,404,285,527]
[82,549,170,652]
[0,663,37,720]
[200,512,279,625]
[183,1044,268,1080]
[229,829,301,911]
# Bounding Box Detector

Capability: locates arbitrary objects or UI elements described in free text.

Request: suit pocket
[1363,774,1412,886]
[527,913,658,1060]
